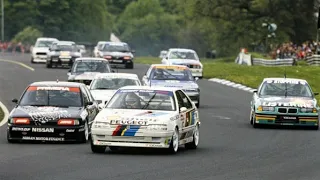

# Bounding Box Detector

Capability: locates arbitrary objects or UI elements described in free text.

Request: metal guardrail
[252,58,294,66]
[306,55,320,66]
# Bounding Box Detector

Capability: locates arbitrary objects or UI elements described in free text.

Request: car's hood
[10,106,84,123]
[101,51,133,57]
[257,96,317,108]
[150,80,198,89]
[32,47,50,53]
[90,89,117,102]
[169,59,202,66]
[95,109,174,123]
[69,72,101,80]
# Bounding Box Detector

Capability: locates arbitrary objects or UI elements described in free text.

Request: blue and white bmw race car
[142,64,200,107]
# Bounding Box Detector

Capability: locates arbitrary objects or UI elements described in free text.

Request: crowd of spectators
[270,41,318,60]
[0,41,31,53]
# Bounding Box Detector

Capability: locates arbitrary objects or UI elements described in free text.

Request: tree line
[2,0,318,57]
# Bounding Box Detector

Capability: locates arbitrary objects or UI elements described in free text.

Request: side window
[177,90,193,109]
[83,86,94,101]
[146,67,152,78]
[175,91,184,109]
[81,87,90,104]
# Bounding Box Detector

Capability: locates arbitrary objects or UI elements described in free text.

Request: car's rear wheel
[90,140,106,153]
[185,124,199,149]
[196,99,200,108]
[7,131,18,143]
[168,127,179,154]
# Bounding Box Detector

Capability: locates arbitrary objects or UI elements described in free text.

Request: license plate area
[275,116,299,123]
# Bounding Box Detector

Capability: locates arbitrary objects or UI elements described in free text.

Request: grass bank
[134,56,320,102]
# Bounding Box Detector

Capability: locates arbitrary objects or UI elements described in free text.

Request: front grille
[36,52,47,55]
[277,108,298,114]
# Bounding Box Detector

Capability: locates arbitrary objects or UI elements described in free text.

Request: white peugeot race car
[161,48,203,78]
[89,73,142,109]
[90,86,201,154]
[31,37,58,63]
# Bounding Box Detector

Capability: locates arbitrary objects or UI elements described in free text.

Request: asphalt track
[0,53,319,180]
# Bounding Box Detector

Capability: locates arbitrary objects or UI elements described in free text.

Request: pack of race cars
[7,37,320,155]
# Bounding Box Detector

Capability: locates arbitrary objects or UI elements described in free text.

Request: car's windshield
[259,79,313,97]
[19,86,82,107]
[168,51,198,60]
[72,60,111,73]
[102,44,130,52]
[91,77,140,90]
[107,89,176,111]
[150,66,194,81]
[35,40,55,48]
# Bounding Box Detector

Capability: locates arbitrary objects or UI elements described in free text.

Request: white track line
[0,101,9,127]
[208,78,257,93]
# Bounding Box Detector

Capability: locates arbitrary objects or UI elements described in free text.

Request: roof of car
[36,37,58,41]
[120,85,179,91]
[57,41,75,45]
[74,57,108,62]
[94,73,139,79]
[30,81,84,87]
[168,48,196,52]
[105,42,128,45]
[263,77,307,82]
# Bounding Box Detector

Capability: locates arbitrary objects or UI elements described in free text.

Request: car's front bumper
[7,125,86,142]
[255,113,319,126]
[104,58,133,67]
[48,56,77,66]
[91,128,174,148]
[32,54,48,62]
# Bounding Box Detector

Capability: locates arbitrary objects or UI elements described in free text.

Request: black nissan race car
[7,81,99,143]
[46,41,82,68]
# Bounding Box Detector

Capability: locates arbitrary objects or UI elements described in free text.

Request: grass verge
[134,56,320,102]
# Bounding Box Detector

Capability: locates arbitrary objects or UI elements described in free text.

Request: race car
[250,78,319,129]
[90,86,200,154]
[93,41,108,57]
[98,42,135,69]
[142,64,200,107]
[46,41,82,68]
[89,73,142,109]
[67,58,113,86]
[7,81,99,143]
[161,48,203,78]
[31,37,58,63]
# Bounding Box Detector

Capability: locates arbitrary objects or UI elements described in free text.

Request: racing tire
[7,131,18,143]
[46,63,52,68]
[125,62,134,69]
[185,124,199,149]
[167,127,179,154]
[250,110,253,125]
[31,57,35,64]
[90,140,106,153]
[79,121,89,143]
[196,99,200,108]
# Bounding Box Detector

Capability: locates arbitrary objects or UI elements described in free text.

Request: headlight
[301,108,318,113]
[147,124,167,130]
[257,106,275,111]
[93,121,110,128]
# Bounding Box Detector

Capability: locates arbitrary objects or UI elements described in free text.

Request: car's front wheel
[79,121,89,143]
[90,140,106,153]
[168,127,179,154]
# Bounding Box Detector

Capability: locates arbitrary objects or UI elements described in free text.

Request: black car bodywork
[46,42,81,68]
[7,81,99,143]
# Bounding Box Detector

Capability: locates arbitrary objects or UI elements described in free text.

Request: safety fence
[306,55,320,66]
[252,58,294,66]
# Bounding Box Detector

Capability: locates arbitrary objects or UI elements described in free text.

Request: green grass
[0,106,3,122]
[134,56,320,102]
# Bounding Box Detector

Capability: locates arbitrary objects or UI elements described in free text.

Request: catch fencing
[306,55,320,66]
[252,58,294,66]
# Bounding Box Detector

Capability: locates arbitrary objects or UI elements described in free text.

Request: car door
[175,90,195,140]
[83,85,99,123]
[80,86,95,126]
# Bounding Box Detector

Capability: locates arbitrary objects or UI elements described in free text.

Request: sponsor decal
[283,116,297,120]
[153,65,187,70]
[262,101,313,108]
[170,115,180,121]
[27,86,80,92]
[12,127,31,131]
[110,119,148,126]
[266,79,306,85]
[22,136,64,141]
[66,129,75,132]
[32,128,54,133]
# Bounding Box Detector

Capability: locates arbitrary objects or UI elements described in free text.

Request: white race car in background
[93,41,108,57]
[90,86,200,154]
[31,37,58,63]
[161,48,203,78]
[89,73,142,109]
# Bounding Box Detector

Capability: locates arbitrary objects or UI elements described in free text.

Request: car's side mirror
[253,90,258,93]
[314,92,319,96]
[195,77,199,81]
[48,48,51,51]
[180,107,187,112]
[86,101,93,106]
[12,98,18,103]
